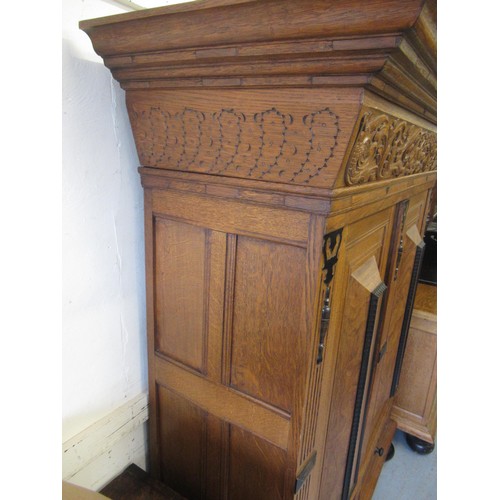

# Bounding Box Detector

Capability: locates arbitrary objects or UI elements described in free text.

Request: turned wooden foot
[385,442,395,462]
[405,433,435,454]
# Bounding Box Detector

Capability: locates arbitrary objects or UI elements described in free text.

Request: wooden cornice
[80,0,436,123]
[80,0,424,54]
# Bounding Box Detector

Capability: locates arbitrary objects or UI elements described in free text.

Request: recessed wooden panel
[154,217,208,372]
[406,189,429,235]
[229,236,307,414]
[392,287,437,444]
[394,319,436,415]
[228,425,287,500]
[157,385,206,499]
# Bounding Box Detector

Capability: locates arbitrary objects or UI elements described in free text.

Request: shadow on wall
[62,34,147,443]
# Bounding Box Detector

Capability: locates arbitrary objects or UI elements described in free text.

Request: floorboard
[100,464,186,500]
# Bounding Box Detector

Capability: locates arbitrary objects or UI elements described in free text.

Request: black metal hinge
[393,200,410,281]
[322,228,343,286]
[378,341,387,363]
[317,228,343,364]
[294,451,317,494]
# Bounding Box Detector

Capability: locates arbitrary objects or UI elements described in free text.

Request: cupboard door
[353,189,430,495]
[319,207,393,500]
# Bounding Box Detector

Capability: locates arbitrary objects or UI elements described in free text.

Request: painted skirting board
[63,392,149,491]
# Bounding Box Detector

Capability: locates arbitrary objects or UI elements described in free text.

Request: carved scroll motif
[345,110,437,186]
[131,106,340,184]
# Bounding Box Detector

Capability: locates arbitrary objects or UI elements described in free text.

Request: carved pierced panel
[345,109,437,186]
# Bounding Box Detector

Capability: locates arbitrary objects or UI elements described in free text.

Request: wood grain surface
[392,283,437,443]
[80,1,437,498]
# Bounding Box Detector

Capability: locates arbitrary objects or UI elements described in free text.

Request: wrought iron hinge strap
[317,228,343,364]
[294,451,317,494]
[378,341,387,363]
[393,200,410,281]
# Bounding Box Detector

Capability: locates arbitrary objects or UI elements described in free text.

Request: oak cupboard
[80,0,437,498]
[392,283,437,452]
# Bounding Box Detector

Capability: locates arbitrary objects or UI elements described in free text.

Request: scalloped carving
[345,110,437,186]
[130,105,340,184]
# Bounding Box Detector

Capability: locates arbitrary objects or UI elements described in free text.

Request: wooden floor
[100,464,185,500]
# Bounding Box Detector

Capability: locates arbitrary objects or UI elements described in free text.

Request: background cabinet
[392,284,437,448]
[81,1,437,498]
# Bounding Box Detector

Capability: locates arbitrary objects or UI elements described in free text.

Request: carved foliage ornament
[345,110,437,186]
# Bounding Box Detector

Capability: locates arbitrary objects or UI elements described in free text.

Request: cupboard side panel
[393,320,436,416]
[157,385,207,500]
[227,425,288,500]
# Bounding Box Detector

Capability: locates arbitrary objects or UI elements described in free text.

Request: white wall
[62,0,147,456]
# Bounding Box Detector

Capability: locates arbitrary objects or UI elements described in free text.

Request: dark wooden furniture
[100,464,186,500]
[81,1,437,498]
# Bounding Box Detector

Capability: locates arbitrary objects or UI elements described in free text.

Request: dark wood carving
[130,105,340,184]
[346,110,437,186]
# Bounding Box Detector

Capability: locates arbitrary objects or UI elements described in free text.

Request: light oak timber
[317,207,394,500]
[81,1,437,498]
[151,188,311,246]
[353,418,397,500]
[127,88,361,189]
[155,356,290,450]
[139,167,334,215]
[81,0,436,122]
[392,284,437,444]
[362,90,436,132]
[62,481,110,500]
[80,0,425,57]
[328,177,436,232]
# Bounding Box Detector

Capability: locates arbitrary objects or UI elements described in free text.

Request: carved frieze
[345,110,437,186]
[129,105,340,185]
